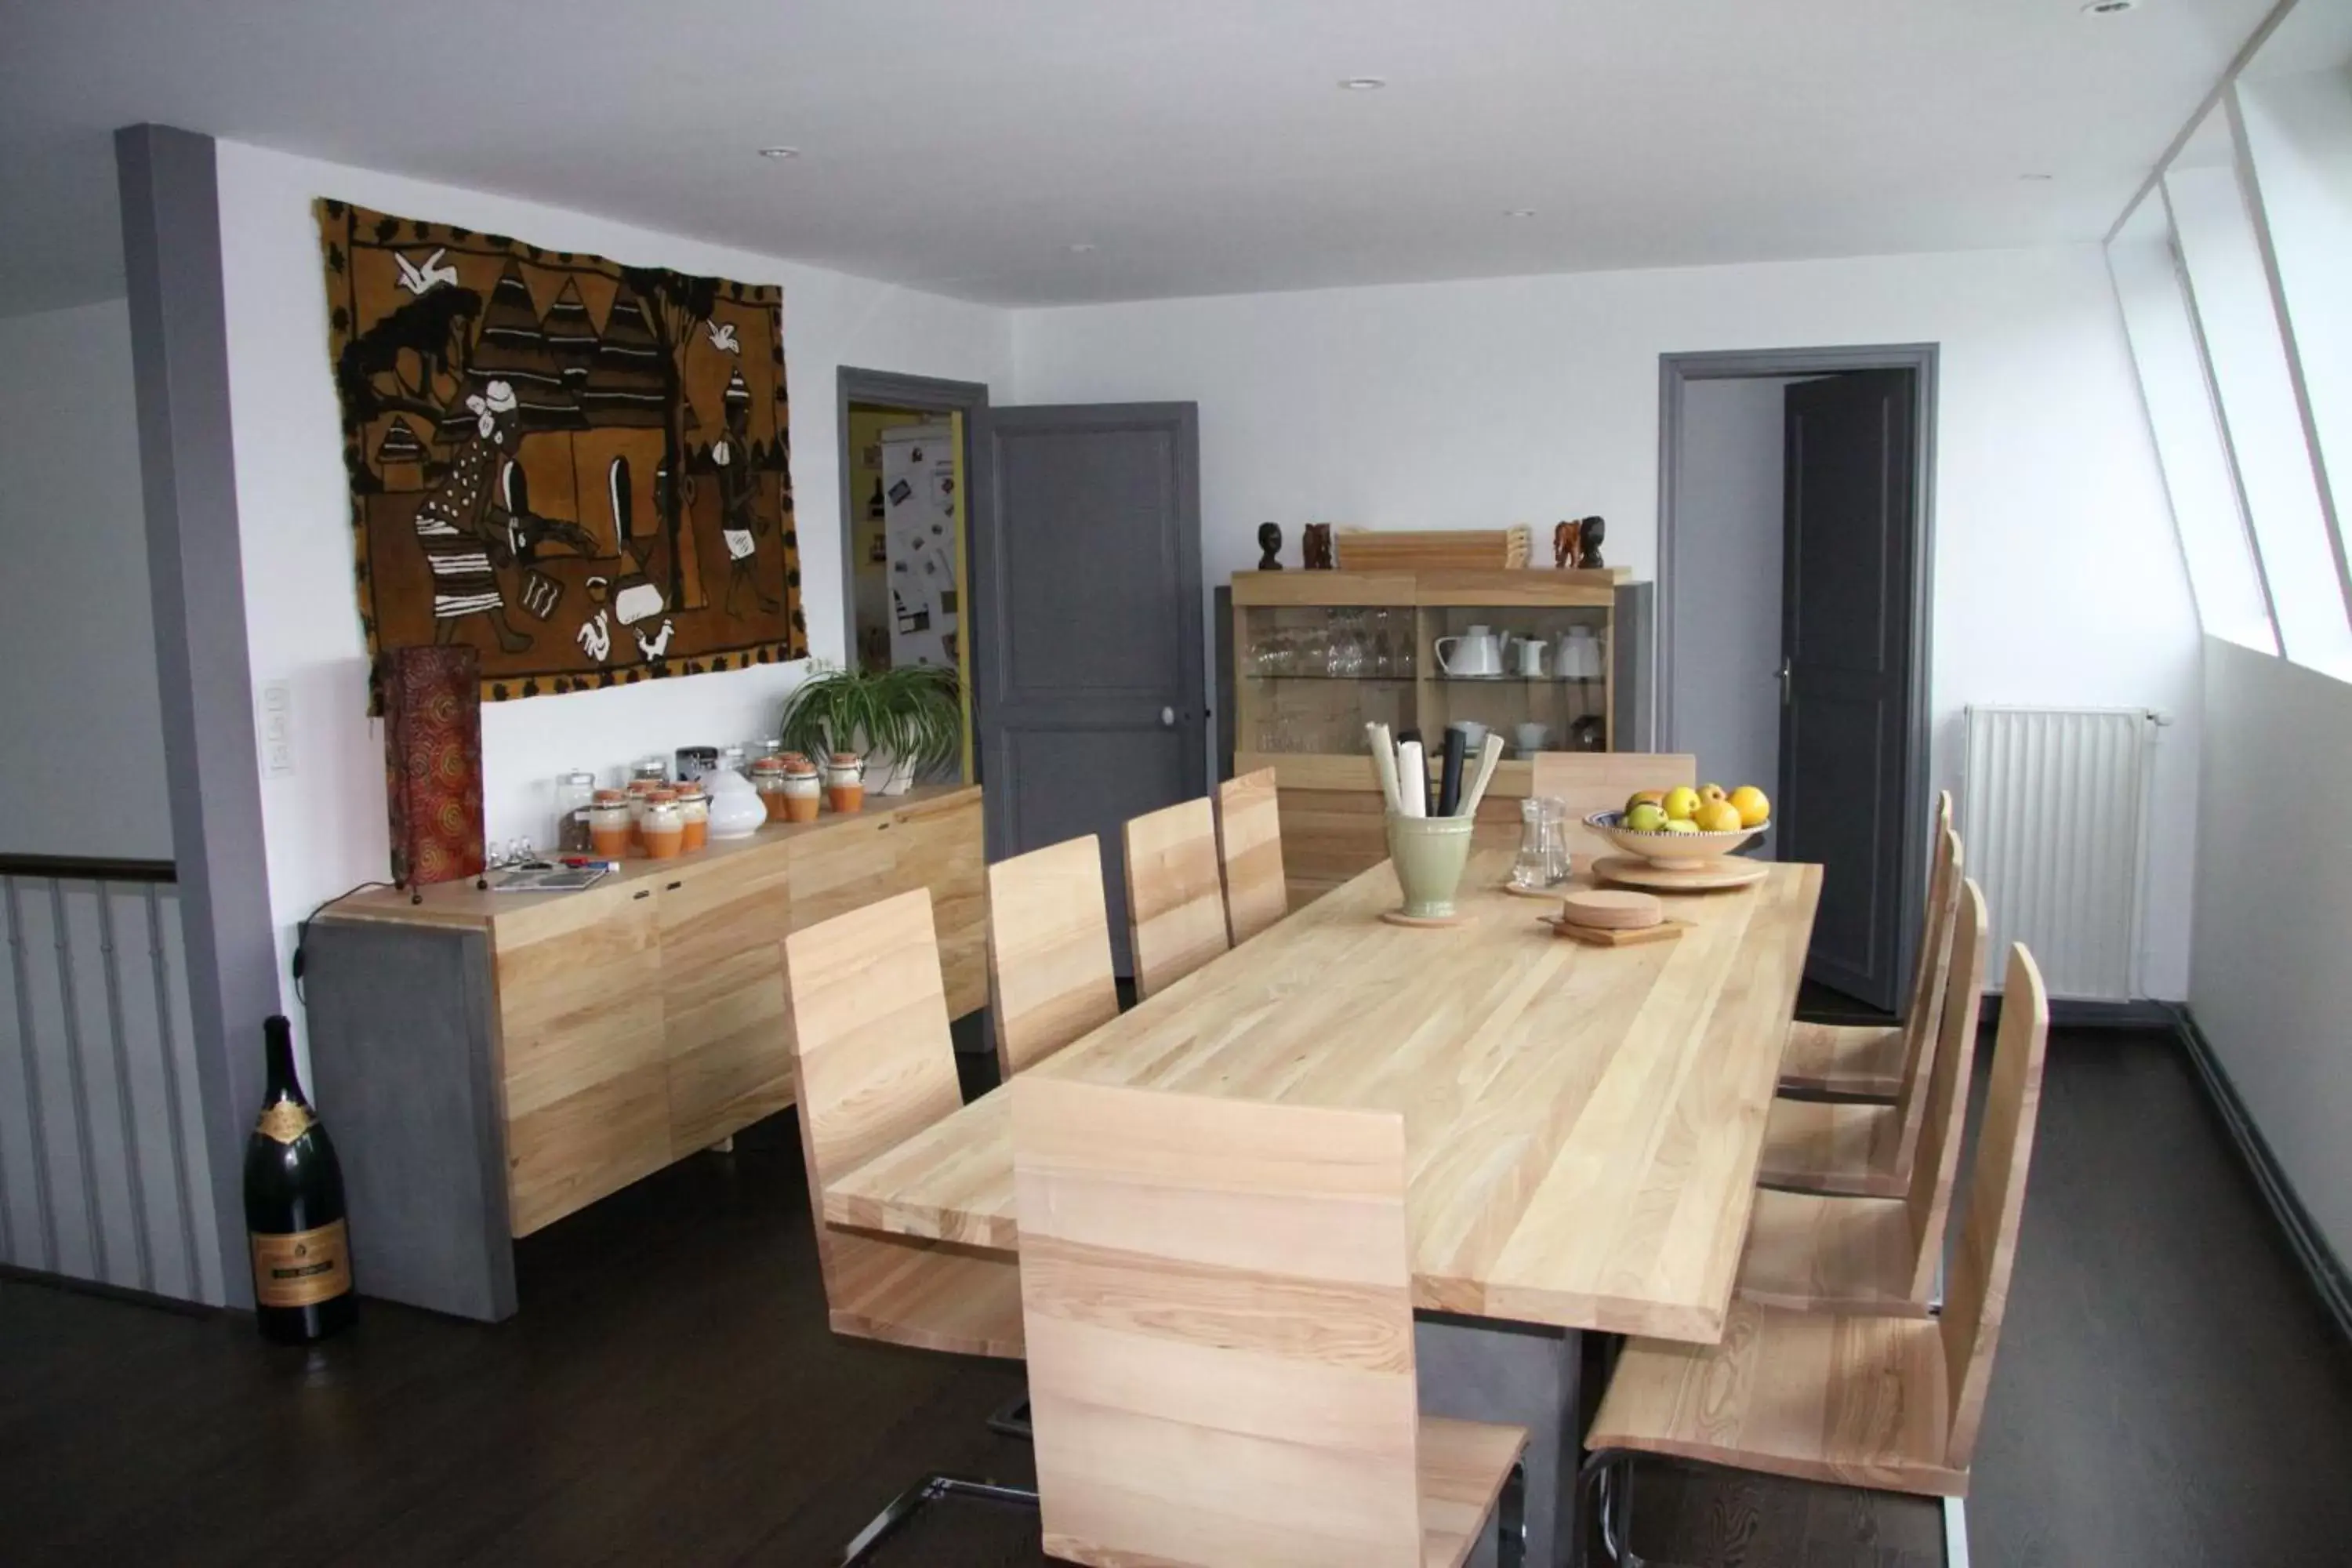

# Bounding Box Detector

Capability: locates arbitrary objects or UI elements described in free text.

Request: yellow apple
[1662,785,1702,822]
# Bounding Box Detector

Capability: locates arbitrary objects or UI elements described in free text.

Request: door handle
[1161,706,1176,728]
[1778,658,1793,706]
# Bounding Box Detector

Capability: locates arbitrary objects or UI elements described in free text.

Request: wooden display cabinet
[1230,570,1634,906]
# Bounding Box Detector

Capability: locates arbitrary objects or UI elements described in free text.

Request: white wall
[0,300,173,860]
[1012,245,2202,996]
[1670,376,1799,821]
[211,140,1013,1025]
[2191,636,2352,1261]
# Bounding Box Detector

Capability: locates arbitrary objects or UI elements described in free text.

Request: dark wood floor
[5,1026,2350,1566]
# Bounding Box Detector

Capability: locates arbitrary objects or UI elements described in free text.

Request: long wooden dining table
[825,846,1821,1567]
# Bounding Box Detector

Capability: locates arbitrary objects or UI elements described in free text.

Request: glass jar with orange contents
[641,790,684,860]
[781,757,822,822]
[588,790,634,860]
[674,782,709,852]
[750,757,790,823]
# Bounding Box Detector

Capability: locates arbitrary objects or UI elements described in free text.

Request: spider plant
[778,662,962,792]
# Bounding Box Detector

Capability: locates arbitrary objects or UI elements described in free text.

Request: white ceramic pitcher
[1435,626,1503,677]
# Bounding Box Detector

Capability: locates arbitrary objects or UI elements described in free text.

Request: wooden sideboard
[303,784,984,1321]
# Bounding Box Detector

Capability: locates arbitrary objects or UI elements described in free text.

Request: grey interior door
[971,403,1205,972]
[1779,371,1918,1011]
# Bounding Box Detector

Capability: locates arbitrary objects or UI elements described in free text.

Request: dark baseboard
[2167,1004,2352,1346]
[1979,993,2179,1031]
[0,1261,219,1318]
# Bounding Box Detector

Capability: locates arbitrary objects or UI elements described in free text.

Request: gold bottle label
[250,1219,350,1308]
[255,1101,315,1144]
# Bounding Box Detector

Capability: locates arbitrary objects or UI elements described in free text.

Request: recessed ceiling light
[2081,0,2137,14]
[1338,76,1388,91]
[1065,242,1098,254]
[1504,208,1538,219]
[2020,172,2055,182]
[757,146,800,160]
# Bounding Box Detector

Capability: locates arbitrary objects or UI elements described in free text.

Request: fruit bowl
[1584,810,1767,868]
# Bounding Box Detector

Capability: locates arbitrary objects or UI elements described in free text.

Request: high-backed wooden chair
[1214,767,1289,945]
[1734,877,1989,1316]
[1578,946,2049,1557]
[1528,751,1698,855]
[1754,826,1964,1198]
[1122,797,1230,999]
[1779,791,1958,1099]
[1011,1076,1530,1567]
[779,887,1024,1357]
[987,834,1120,1080]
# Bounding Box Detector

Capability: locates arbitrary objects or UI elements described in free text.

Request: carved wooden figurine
[1578,515,1606,569]
[1258,521,1284,571]
[1301,523,1334,570]
[1553,520,1582,569]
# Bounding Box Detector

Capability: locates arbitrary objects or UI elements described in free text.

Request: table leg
[1415,1312,1581,1568]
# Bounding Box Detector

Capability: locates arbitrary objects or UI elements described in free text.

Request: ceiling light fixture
[757,146,800,160]
[2080,0,2137,14]
[1066,242,1098,254]
[2020,172,2055,181]
[1338,76,1388,91]
[1504,208,1537,218]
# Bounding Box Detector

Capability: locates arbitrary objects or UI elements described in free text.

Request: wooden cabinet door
[887,792,988,1017]
[493,887,669,1236]
[655,847,795,1154]
[787,792,987,1018]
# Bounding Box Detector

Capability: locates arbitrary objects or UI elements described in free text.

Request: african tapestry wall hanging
[316,200,804,705]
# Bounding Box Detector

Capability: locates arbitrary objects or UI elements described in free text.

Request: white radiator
[1960,706,2161,1003]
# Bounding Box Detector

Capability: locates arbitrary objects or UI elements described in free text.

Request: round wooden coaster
[1592,855,1769,893]
[1379,908,1477,928]
[1557,889,1664,930]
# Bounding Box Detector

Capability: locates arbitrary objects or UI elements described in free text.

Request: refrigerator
[879,424,959,670]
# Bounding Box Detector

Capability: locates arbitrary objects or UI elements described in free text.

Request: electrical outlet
[260,681,295,778]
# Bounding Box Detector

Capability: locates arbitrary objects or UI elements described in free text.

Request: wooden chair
[1778,790,1958,1099]
[1577,945,2049,1559]
[1527,751,1697,855]
[987,834,1120,1080]
[1214,767,1289,945]
[1011,1076,1530,1567]
[1733,877,1988,1316]
[779,887,1024,1359]
[1753,826,1964,1198]
[1122,797,1230,999]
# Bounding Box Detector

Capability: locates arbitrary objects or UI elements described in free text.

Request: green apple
[1664,818,1701,834]
[1624,803,1669,833]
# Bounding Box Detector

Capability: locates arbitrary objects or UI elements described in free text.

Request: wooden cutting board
[1541,915,1687,948]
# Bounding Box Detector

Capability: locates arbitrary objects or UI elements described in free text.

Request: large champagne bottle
[243,1015,356,1343]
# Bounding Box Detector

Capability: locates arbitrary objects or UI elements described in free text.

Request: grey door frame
[833,365,992,768]
[1657,344,1939,1008]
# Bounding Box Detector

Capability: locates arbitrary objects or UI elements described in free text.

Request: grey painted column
[116,123,275,1310]
[1417,1313,1582,1568]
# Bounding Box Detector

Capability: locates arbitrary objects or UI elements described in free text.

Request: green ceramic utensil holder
[1385,812,1478,919]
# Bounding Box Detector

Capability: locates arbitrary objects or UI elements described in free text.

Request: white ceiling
[0,0,2279,315]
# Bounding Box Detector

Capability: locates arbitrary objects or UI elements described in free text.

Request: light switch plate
[259,681,295,777]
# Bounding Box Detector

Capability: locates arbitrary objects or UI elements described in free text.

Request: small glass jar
[675,782,710,852]
[750,757,791,822]
[718,742,749,779]
[626,778,661,852]
[782,758,822,822]
[630,754,670,786]
[750,738,785,770]
[588,789,634,860]
[641,789,684,860]
[554,768,598,854]
[824,752,866,816]
[1512,797,1571,891]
